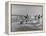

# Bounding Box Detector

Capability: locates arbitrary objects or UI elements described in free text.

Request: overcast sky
[12,4,43,16]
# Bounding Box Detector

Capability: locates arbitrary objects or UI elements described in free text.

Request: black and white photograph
[11,4,43,32]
